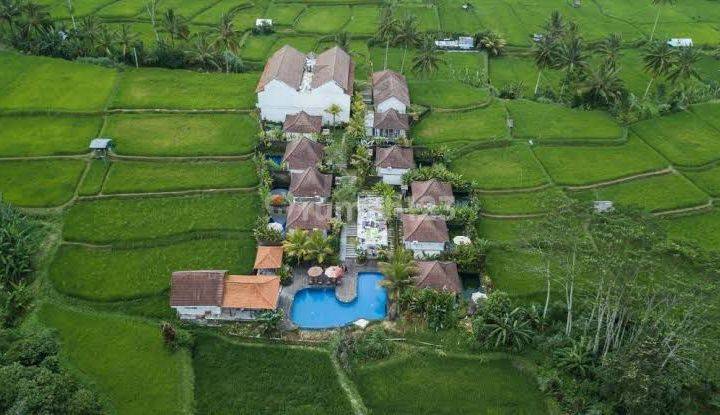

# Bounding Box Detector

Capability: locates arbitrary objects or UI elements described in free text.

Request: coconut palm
[555,36,588,93]
[1,0,22,35]
[376,7,399,70]
[532,35,556,95]
[379,249,417,320]
[543,10,565,40]
[478,30,507,57]
[160,8,189,46]
[19,0,49,38]
[578,62,625,107]
[642,41,676,97]
[394,15,419,73]
[116,24,137,62]
[667,46,701,85]
[78,15,101,51]
[411,34,444,78]
[334,30,350,52]
[95,25,115,57]
[595,32,622,68]
[283,229,310,265]
[187,32,221,71]
[649,0,676,42]
[211,11,241,53]
[325,103,342,130]
[306,230,334,265]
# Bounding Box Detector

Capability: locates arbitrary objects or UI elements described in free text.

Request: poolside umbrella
[324,266,343,279]
[308,266,323,278]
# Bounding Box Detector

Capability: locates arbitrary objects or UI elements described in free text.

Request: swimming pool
[290,272,387,329]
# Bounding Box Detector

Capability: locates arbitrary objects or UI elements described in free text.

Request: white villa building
[366,70,411,139]
[401,214,450,258]
[375,145,415,185]
[256,45,354,125]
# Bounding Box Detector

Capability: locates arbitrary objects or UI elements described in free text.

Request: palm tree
[543,10,565,40]
[378,249,417,320]
[555,36,587,94]
[79,15,101,52]
[412,35,444,78]
[283,229,309,265]
[160,8,189,47]
[325,103,342,130]
[116,24,137,63]
[95,25,115,57]
[211,11,241,53]
[595,32,622,68]
[532,35,556,95]
[376,7,399,70]
[20,1,50,38]
[306,230,334,265]
[649,0,676,42]
[483,307,534,351]
[394,15,419,73]
[667,46,701,85]
[578,63,625,108]
[0,0,21,35]
[478,30,507,57]
[642,41,676,98]
[334,30,350,52]
[187,32,221,71]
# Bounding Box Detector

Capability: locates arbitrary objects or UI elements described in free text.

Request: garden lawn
[0,115,101,157]
[0,51,117,112]
[663,209,720,251]
[533,135,668,186]
[413,103,507,146]
[353,352,548,415]
[485,248,545,300]
[451,145,549,189]
[63,192,258,243]
[193,334,353,415]
[111,68,259,109]
[570,173,709,212]
[0,159,85,207]
[631,110,720,167]
[489,55,562,96]
[295,6,352,34]
[508,100,623,141]
[409,80,490,108]
[476,217,535,243]
[479,187,563,215]
[50,237,255,300]
[38,303,193,415]
[345,5,380,35]
[682,166,720,197]
[104,113,258,156]
[78,160,110,196]
[103,160,257,193]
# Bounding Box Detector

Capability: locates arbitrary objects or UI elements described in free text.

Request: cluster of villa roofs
[170,44,465,321]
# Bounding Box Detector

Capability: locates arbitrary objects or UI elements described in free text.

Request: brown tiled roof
[415,261,461,294]
[373,109,409,130]
[375,145,415,169]
[283,111,323,134]
[411,180,454,206]
[401,214,449,243]
[282,137,324,171]
[286,202,332,231]
[222,275,280,309]
[372,70,410,106]
[312,46,354,94]
[290,167,332,198]
[170,270,226,307]
[256,45,306,92]
[254,246,284,270]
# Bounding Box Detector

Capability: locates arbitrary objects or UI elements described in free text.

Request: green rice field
[451,144,549,189]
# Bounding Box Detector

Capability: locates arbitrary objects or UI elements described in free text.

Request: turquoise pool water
[290,272,387,329]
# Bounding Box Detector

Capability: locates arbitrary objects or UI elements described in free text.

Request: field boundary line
[329,354,369,415]
[106,108,255,114]
[109,152,254,161]
[61,230,251,250]
[77,186,257,200]
[562,167,673,191]
[652,200,714,217]
[0,154,90,161]
[474,183,552,194]
[480,212,546,219]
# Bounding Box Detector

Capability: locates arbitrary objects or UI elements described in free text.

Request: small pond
[290,272,387,329]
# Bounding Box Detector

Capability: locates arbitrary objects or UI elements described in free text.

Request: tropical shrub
[0,202,38,287]
[401,288,458,331]
[333,327,394,371]
[258,309,284,337]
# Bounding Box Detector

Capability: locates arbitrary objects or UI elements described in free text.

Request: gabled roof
[414,261,461,294]
[290,167,333,198]
[282,137,324,171]
[254,246,284,270]
[222,275,280,310]
[256,45,306,92]
[286,202,332,231]
[170,270,226,307]
[312,46,354,94]
[372,70,410,106]
[373,109,409,130]
[89,138,112,149]
[375,145,415,169]
[401,214,449,243]
[283,111,323,134]
[411,180,454,205]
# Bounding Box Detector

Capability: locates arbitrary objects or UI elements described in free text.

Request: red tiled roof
[222,275,280,309]
[401,214,449,243]
[312,46,354,94]
[170,270,226,306]
[286,202,332,231]
[282,137,324,171]
[256,45,306,92]
[290,167,333,198]
[254,246,284,270]
[283,111,323,134]
[372,70,410,106]
[375,145,415,169]
[411,180,454,205]
[373,109,409,130]
[415,261,461,294]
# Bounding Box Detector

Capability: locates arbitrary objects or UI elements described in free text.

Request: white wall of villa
[173,305,222,320]
[257,80,351,124]
[404,241,447,258]
[377,167,410,185]
[376,97,407,114]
